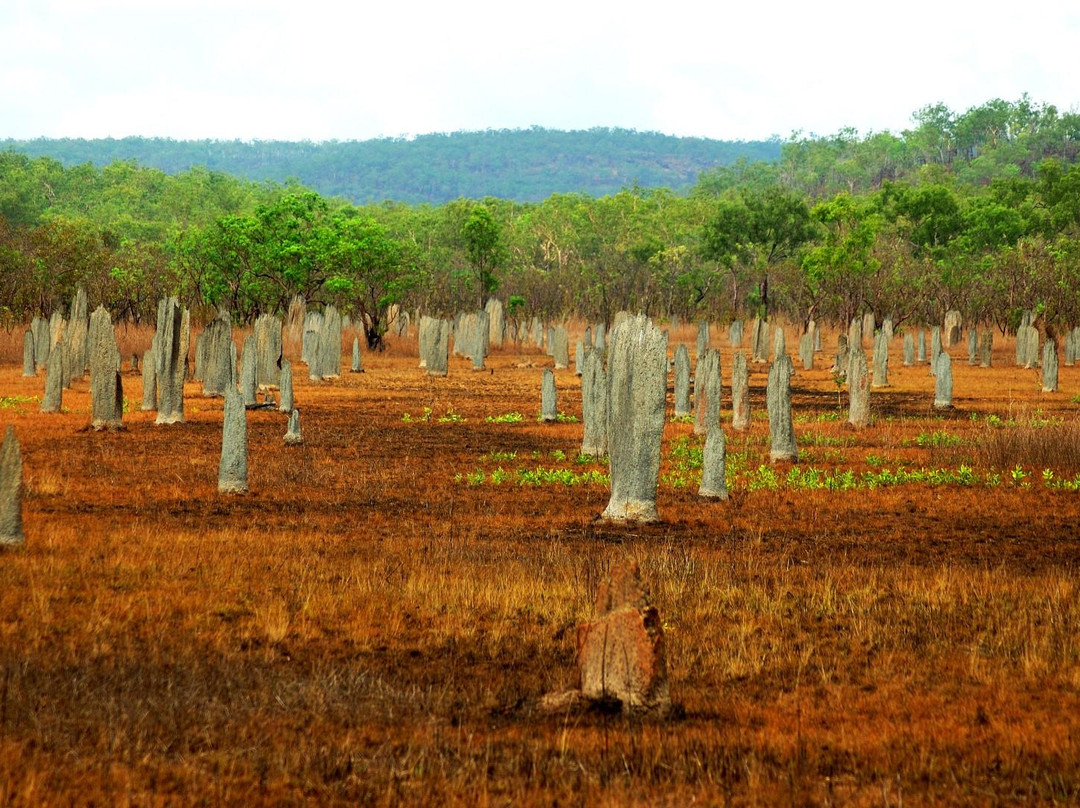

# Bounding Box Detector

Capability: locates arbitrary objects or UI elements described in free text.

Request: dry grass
[977,418,1080,473]
[1,325,1080,805]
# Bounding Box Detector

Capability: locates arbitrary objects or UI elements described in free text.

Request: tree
[461,202,503,308]
[800,193,882,324]
[700,186,814,317]
[327,211,408,350]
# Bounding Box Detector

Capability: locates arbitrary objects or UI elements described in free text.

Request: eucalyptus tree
[700,185,814,319]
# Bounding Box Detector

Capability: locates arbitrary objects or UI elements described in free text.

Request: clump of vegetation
[978,421,1080,475]
[911,430,964,449]
[485,411,525,424]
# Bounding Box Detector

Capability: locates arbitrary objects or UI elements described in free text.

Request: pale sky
[2,0,1078,143]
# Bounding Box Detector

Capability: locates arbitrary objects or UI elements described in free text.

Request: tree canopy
[5,96,1080,342]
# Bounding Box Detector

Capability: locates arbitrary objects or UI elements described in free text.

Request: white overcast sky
[2,0,1078,142]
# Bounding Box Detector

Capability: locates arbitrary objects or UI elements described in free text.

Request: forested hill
[0,129,781,204]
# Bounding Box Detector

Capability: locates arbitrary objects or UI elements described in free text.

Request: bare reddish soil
[1,324,1079,806]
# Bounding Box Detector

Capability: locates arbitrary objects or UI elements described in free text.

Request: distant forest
[6,95,1080,345]
[0,129,782,204]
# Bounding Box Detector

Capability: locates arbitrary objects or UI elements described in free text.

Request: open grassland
[1,324,1080,806]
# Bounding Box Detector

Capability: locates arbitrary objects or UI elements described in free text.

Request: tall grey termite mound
[302,310,323,369]
[695,321,710,363]
[798,331,813,371]
[287,294,306,351]
[673,344,690,417]
[601,315,667,523]
[32,316,50,373]
[767,354,798,462]
[485,297,505,347]
[771,326,786,363]
[861,312,875,348]
[750,318,769,363]
[21,331,34,377]
[351,337,364,373]
[240,335,258,408]
[201,313,233,397]
[580,349,609,458]
[731,352,750,431]
[0,426,24,547]
[1042,340,1059,393]
[697,349,727,500]
[933,352,953,409]
[872,331,889,388]
[848,348,870,429]
[848,317,862,356]
[317,305,343,380]
[472,309,490,370]
[65,286,89,387]
[832,334,849,378]
[154,297,189,425]
[695,349,720,436]
[218,386,248,494]
[728,319,743,348]
[41,335,64,413]
[425,318,450,377]
[930,327,942,376]
[551,326,570,370]
[692,345,719,437]
[980,329,993,368]
[88,306,123,430]
[540,368,557,422]
[944,310,962,347]
[254,313,282,388]
[278,359,295,413]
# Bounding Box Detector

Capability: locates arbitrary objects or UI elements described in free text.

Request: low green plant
[490,467,513,485]
[574,453,607,465]
[480,450,517,463]
[402,407,434,423]
[0,395,39,412]
[1010,464,1029,486]
[795,410,842,423]
[518,467,608,486]
[485,411,524,424]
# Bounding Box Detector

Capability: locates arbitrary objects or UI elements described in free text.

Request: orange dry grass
[1,325,1079,806]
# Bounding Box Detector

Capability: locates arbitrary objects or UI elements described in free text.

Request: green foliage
[485,412,525,424]
[3,130,781,205]
[701,186,814,316]
[461,203,503,306]
[6,96,1080,329]
[480,450,517,462]
[911,430,965,449]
